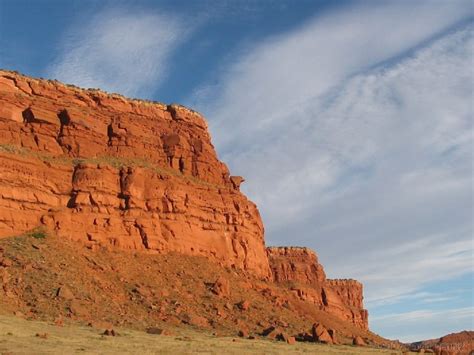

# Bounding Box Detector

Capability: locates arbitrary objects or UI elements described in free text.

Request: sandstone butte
[0,70,368,333]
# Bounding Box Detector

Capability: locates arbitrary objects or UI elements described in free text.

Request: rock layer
[0,70,270,278]
[0,70,369,331]
[267,247,368,330]
[267,247,326,285]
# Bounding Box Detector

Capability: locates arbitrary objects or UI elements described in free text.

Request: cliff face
[0,70,270,278]
[0,70,369,331]
[267,247,368,330]
[267,247,326,285]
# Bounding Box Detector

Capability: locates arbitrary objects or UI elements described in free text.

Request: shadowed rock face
[0,70,270,279]
[267,247,368,330]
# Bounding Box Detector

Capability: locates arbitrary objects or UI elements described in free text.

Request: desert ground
[0,315,409,355]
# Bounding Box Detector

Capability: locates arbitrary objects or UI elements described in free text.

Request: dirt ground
[0,233,390,344]
[0,232,410,354]
[0,315,409,355]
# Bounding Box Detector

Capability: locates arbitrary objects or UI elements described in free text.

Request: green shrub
[26,227,48,239]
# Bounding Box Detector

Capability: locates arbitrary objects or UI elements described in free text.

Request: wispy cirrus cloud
[46,7,192,98]
[192,0,471,152]
[189,0,473,340]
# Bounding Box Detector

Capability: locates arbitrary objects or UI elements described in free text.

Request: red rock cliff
[0,70,371,331]
[267,247,326,285]
[0,70,271,278]
[267,247,368,330]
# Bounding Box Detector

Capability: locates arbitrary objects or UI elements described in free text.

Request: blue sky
[1,0,472,342]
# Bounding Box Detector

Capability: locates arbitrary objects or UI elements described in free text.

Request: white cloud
[47,7,191,98]
[188,0,473,340]
[374,289,466,306]
[195,0,471,151]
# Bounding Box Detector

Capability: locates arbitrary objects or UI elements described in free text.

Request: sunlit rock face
[267,247,368,330]
[0,70,271,279]
[0,70,369,330]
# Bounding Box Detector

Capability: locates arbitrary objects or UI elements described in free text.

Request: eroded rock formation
[267,247,368,330]
[0,70,369,331]
[0,70,270,278]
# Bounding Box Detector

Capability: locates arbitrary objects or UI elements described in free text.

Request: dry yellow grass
[0,315,409,355]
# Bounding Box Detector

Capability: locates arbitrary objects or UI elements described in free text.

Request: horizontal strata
[0,69,368,330]
[0,69,271,279]
[0,69,206,124]
[267,247,368,330]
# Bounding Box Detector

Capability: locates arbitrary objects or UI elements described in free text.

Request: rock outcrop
[267,247,326,285]
[410,331,474,355]
[0,70,369,331]
[0,70,270,278]
[267,247,368,330]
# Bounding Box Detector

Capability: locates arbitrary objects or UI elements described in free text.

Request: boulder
[238,329,249,338]
[353,336,366,346]
[103,329,117,336]
[56,286,74,300]
[328,328,338,344]
[182,313,209,328]
[146,327,163,335]
[237,300,250,311]
[311,323,333,344]
[0,258,13,267]
[262,326,282,340]
[211,276,230,298]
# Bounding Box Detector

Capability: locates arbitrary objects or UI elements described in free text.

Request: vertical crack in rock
[119,167,131,210]
[107,123,114,146]
[321,287,329,307]
[162,133,180,169]
[179,157,185,173]
[135,222,149,249]
[67,164,81,209]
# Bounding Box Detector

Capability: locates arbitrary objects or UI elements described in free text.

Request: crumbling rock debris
[312,322,333,344]
[236,300,250,311]
[211,276,230,298]
[262,326,282,340]
[0,258,12,267]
